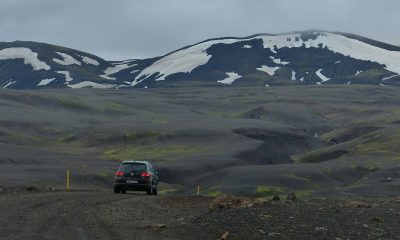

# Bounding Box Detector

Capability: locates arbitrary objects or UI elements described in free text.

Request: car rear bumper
[114,183,151,191]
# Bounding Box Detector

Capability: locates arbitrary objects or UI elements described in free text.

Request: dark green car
[114,160,159,195]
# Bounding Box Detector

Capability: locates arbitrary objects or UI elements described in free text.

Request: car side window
[148,165,154,173]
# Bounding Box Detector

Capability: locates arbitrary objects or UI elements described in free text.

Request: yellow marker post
[66,169,70,191]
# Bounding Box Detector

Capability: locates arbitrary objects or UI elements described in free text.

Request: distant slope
[130,31,400,88]
[1,31,400,89]
[0,41,148,89]
[2,86,400,197]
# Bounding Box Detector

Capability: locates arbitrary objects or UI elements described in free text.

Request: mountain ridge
[1,31,400,89]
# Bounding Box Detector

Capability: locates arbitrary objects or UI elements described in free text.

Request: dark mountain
[1,31,400,89]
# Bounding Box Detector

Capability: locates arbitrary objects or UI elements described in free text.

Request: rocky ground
[1,190,400,240]
[2,85,400,239]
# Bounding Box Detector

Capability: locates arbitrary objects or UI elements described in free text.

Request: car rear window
[119,163,147,173]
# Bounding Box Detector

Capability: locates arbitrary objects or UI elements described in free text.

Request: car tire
[152,187,158,195]
[121,189,126,194]
[146,187,152,195]
[114,186,120,194]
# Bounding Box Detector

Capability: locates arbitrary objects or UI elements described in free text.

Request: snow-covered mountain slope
[0,41,136,89]
[1,31,400,89]
[130,31,400,87]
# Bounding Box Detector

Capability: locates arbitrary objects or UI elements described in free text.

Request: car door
[148,164,159,184]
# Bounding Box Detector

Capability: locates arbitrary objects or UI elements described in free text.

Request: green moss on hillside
[254,185,285,197]
[103,145,202,161]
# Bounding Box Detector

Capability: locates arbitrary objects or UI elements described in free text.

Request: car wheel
[114,186,120,194]
[152,187,158,195]
[121,189,126,194]
[146,187,152,195]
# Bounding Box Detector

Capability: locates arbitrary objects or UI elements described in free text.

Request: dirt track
[0,191,211,240]
[1,191,400,240]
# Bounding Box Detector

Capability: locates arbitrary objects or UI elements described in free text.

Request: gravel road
[1,191,400,240]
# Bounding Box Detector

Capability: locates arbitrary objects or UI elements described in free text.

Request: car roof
[122,160,150,165]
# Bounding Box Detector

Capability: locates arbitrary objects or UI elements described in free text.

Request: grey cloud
[0,0,399,60]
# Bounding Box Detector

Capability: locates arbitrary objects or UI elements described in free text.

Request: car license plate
[126,180,138,184]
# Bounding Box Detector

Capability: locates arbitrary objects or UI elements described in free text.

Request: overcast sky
[0,0,398,60]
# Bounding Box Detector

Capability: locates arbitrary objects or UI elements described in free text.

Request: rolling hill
[1,85,400,198]
[1,31,400,89]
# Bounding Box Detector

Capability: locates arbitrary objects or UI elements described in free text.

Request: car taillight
[115,171,124,177]
[141,172,151,177]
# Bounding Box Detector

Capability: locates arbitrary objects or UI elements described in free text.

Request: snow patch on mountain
[0,47,51,71]
[382,75,399,81]
[38,78,56,86]
[116,59,137,64]
[68,81,115,89]
[256,65,280,76]
[56,71,73,82]
[53,52,82,66]
[242,45,252,49]
[81,56,99,66]
[100,64,132,80]
[311,33,400,75]
[316,69,331,82]
[355,71,362,75]
[217,72,242,84]
[130,79,142,87]
[291,70,296,80]
[2,79,16,88]
[258,32,400,75]
[269,56,289,65]
[135,45,211,81]
[260,34,305,50]
[135,39,240,82]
